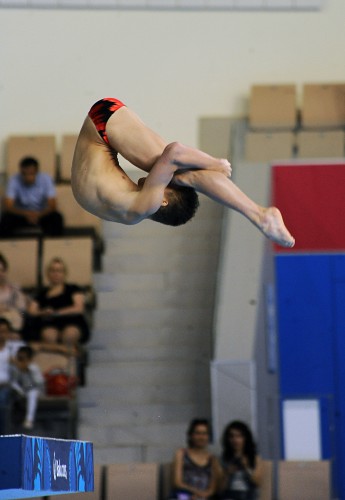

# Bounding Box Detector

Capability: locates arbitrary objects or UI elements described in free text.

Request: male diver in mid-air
[71,97,295,248]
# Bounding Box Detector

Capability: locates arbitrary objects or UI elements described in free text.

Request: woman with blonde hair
[26,257,90,349]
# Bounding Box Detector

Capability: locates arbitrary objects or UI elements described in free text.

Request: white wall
[0,0,344,171]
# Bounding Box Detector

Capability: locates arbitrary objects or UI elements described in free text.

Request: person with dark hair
[71,97,295,247]
[0,156,63,236]
[10,345,44,430]
[169,418,220,499]
[219,421,263,500]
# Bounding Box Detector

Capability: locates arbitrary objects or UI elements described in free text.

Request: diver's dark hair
[221,420,258,468]
[150,186,199,227]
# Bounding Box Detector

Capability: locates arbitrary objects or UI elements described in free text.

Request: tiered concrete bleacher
[3,133,103,272]
[244,82,345,162]
[1,134,98,436]
[10,351,78,439]
[6,458,329,500]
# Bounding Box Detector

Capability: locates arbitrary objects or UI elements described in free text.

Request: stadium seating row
[1,237,93,288]
[249,83,345,129]
[6,134,77,180]
[31,459,331,500]
[244,129,345,163]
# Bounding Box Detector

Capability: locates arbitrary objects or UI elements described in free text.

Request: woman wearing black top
[26,257,90,349]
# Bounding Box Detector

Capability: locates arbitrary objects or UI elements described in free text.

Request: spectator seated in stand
[24,257,90,355]
[0,253,27,333]
[219,420,263,500]
[169,418,220,500]
[0,156,64,237]
[10,345,44,430]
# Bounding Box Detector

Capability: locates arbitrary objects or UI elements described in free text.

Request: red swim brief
[88,97,126,145]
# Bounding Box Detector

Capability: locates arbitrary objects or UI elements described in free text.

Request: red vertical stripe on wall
[272,163,345,252]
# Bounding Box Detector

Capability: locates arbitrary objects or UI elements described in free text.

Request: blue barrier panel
[0,434,94,499]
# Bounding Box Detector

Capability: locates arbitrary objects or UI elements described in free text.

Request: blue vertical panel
[333,281,345,500]
[275,255,334,397]
[275,253,345,499]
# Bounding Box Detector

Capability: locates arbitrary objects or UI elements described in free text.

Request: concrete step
[79,402,198,427]
[78,421,186,448]
[101,201,223,239]
[93,270,218,293]
[102,250,219,275]
[89,326,202,348]
[86,360,197,387]
[90,443,178,464]
[78,383,198,406]
[91,445,145,465]
[96,286,216,311]
[93,305,214,331]
[88,345,204,363]
[104,233,220,258]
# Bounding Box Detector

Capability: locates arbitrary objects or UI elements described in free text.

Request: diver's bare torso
[71,114,145,224]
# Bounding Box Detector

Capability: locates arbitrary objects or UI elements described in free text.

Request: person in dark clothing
[0,156,63,236]
[25,257,90,350]
[169,418,220,499]
[219,421,263,500]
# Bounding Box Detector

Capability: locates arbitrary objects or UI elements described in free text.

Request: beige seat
[297,130,345,158]
[249,84,297,130]
[42,237,93,286]
[244,131,294,163]
[160,462,174,500]
[302,83,345,128]
[105,463,158,500]
[0,238,39,288]
[56,184,101,234]
[259,460,273,500]
[278,460,330,500]
[6,135,56,178]
[59,134,78,181]
[48,463,103,500]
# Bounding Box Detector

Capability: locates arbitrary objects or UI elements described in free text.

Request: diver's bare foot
[216,159,232,178]
[260,207,295,248]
